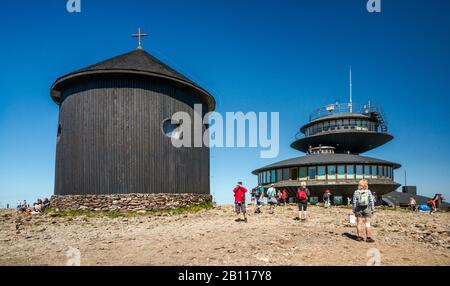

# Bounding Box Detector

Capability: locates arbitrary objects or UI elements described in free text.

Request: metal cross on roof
[131,27,148,49]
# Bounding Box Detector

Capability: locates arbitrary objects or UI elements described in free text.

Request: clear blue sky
[1,0,449,206]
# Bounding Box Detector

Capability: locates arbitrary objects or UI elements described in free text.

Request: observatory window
[271,170,276,183]
[277,169,282,182]
[308,167,316,180]
[323,121,329,132]
[317,166,326,180]
[364,165,371,178]
[330,120,336,131]
[299,167,307,181]
[161,119,182,139]
[372,165,378,178]
[356,165,363,179]
[290,168,298,181]
[338,165,345,179]
[343,119,349,129]
[347,165,355,179]
[378,166,383,178]
[327,165,337,180]
[282,168,289,181]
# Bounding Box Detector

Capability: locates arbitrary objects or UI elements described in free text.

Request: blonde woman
[352,179,375,243]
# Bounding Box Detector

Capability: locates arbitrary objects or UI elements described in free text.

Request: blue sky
[0,0,449,206]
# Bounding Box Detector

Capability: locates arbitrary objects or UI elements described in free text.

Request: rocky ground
[0,205,449,266]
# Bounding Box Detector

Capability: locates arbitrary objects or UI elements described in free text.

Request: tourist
[43,198,51,210]
[347,197,352,206]
[295,182,310,221]
[352,179,376,243]
[277,189,283,205]
[254,185,263,213]
[16,200,22,210]
[233,181,247,222]
[256,185,265,213]
[267,184,277,214]
[323,189,332,208]
[281,189,288,206]
[250,188,257,205]
[409,197,417,212]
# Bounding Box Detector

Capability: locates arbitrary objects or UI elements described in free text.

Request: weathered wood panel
[54,77,210,195]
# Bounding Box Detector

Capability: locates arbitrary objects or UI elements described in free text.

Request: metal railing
[308,102,388,132]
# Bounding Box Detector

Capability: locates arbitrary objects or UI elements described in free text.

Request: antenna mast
[349,66,353,113]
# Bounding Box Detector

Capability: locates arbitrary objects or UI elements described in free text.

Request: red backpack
[297,188,307,200]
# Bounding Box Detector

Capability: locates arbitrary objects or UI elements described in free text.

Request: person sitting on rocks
[42,198,51,210]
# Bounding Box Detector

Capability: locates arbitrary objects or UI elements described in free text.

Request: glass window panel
[290,168,298,181]
[309,166,316,180]
[378,166,383,178]
[364,165,371,178]
[338,165,345,179]
[372,165,378,179]
[283,168,289,181]
[299,167,307,181]
[328,165,337,180]
[317,166,326,180]
[356,165,363,179]
[343,119,349,129]
[277,169,282,182]
[347,165,355,179]
[271,170,276,183]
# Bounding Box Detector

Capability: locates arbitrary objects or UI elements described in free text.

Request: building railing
[308,102,388,132]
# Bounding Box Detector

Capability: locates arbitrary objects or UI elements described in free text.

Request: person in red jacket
[233,181,248,222]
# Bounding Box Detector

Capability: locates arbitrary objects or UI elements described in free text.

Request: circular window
[161,119,182,139]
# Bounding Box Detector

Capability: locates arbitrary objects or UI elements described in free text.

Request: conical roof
[50,49,215,110]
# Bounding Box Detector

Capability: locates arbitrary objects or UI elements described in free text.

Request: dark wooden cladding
[55,77,210,195]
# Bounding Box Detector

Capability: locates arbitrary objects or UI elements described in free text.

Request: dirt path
[0,205,449,266]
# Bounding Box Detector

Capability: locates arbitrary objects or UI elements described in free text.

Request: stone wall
[50,193,212,212]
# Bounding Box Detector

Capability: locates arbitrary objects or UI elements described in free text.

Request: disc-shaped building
[51,47,215,196]
[253,102,401,204]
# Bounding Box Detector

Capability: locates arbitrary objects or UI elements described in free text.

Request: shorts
[354,206,372,218]
[268,197,277,205]
[298,200,308,211]
[235,202,246,214]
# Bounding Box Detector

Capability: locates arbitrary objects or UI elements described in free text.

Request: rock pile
[51,193,212,212]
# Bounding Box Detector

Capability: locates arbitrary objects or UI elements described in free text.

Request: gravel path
[0,205,449,266]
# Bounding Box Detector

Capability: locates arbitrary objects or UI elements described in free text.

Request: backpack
[357,190,369,207]
[297,189,307,201]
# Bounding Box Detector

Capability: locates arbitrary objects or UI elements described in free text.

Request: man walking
[233,181,248,222]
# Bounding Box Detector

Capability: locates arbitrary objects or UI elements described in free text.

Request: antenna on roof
[131,27,149,50]
[349,66,353,113]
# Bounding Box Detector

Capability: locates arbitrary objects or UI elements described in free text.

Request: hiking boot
[294,217,300,221]
[235,218,242,222]
[356,236,364,242]
[244,218,248,223]
[366,237,375,243]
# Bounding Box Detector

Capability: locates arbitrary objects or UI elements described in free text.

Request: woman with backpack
[352,179,375,243]
[295,182,310,221]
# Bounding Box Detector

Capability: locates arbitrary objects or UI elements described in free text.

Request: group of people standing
[232,179,377,243]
